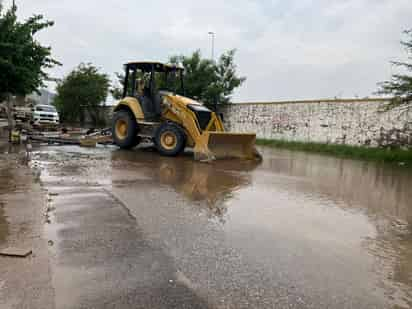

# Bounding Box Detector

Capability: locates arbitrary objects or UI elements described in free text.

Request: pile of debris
[12,127,113,147]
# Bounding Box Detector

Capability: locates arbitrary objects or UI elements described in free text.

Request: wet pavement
[27,145,412,308]
[0,145,54,309]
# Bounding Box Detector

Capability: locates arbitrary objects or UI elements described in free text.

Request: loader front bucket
[193,131,262,162]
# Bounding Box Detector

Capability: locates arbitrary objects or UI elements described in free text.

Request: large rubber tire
[112,110,139,149]
[154,123,186,156]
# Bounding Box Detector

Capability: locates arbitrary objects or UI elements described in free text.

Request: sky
[3,0,412,102]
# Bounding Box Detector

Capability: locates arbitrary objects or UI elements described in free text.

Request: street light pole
[208,32,215,61]
[208,31,218,111]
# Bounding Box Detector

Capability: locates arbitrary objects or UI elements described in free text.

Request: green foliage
[171,50,245,107]
[54,63,110,125]
[377,30,412,106]
[0,4,59,99]
[256,139,412,166]
[214,50,246,104]
[111,50,245,108]
[170,51,216,105]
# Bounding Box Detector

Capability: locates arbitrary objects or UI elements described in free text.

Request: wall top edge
[230,98,390,106]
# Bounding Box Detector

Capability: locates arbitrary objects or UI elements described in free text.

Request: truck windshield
[36,106,56,112]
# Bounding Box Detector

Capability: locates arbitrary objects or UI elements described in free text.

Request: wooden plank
[0,247,32,258]
[29,135,80,145]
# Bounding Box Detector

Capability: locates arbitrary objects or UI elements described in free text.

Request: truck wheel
[155,123,186,156]
[112,110,139,149]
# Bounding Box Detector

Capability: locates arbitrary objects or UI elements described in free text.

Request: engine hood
[160,91,203,107]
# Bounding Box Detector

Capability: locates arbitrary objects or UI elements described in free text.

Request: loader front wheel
[112,110,139,149]
[155,123,186,156]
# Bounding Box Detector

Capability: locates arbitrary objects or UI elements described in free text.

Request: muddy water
[231,147,412,308]
[34,145,412,308]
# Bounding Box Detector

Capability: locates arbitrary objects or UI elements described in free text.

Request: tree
[214,49,246,105]
[171,50,246,108]
[0,3,58,137]
[170,51,217,106]
[110,50,246,108]
[377,29,412,106]
[54,63,110,125]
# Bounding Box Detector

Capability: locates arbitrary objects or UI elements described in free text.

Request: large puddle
[33,144,412,308]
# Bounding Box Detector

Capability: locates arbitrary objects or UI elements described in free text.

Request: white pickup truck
[32,104,60,126]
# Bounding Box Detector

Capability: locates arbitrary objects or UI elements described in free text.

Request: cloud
[4,0,412,101]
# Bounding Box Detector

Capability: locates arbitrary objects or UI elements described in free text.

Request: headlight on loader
[187,104,212,130]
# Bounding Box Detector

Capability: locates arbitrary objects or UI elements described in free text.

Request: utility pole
[208,31,218,112]
[208,32,215,61]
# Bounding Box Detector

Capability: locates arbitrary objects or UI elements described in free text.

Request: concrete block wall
[221,99,412,148]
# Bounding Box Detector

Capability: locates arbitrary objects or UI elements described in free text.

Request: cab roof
[125,61,184,72]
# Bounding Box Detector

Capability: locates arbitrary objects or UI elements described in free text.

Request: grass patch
[256,138,412,165]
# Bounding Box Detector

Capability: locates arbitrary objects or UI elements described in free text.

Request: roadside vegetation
[0,3,59,136]
[377,29,412,108]
[54,64,110,125]
[0,4,59,99]
[256,139,412,165]
[170,50,246,108]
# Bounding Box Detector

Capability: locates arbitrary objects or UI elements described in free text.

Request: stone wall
[102,98,412,148]
[221,99,412,148]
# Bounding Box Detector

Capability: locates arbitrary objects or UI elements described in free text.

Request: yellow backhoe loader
[111,61,261,161]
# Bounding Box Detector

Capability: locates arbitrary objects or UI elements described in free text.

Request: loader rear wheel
[112,110,139,149]
[155,123,186,156]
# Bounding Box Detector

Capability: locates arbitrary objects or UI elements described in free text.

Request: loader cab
[122,61,184,120]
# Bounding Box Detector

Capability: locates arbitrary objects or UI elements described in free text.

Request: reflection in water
[111,150,259,219]
[259,147,412,308]
[260,148,412,220]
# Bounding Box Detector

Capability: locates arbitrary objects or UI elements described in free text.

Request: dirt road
[1,144,412,308]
